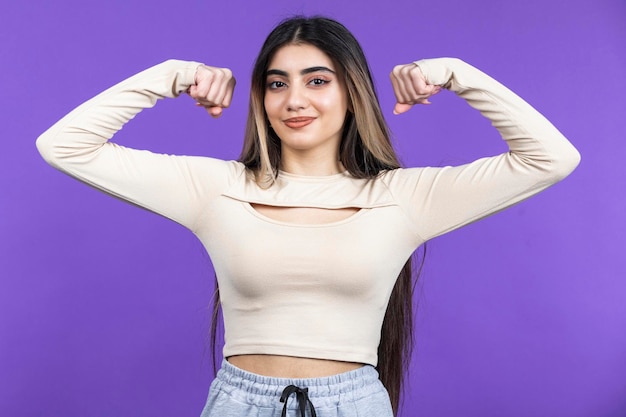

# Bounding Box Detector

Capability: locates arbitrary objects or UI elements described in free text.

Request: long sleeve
[382,58,581,242]
[36,60,240,231]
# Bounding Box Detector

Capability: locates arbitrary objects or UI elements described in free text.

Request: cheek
[321,94,349,122]
[330,88,349,113]
[264,99,284,125]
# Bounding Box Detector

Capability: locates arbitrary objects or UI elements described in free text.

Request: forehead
[268,43,335,72]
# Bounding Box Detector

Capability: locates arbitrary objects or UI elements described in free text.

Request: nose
[286,84,308,111]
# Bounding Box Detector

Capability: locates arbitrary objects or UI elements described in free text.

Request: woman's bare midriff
[227,354,365,378]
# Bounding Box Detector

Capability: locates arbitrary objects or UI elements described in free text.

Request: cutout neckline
[248,203,363,226]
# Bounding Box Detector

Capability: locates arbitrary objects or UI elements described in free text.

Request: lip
[283,117,316,129]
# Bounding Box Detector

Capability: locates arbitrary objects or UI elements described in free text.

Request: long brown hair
[212,16,425,416]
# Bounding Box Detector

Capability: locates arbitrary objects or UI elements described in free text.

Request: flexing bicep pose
[37,16,579,417]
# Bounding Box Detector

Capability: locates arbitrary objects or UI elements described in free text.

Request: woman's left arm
[385,58,581,241]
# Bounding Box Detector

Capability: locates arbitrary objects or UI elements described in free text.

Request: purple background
[1,0,624,416]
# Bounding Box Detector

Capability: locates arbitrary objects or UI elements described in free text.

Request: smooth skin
[187,44,441,378]
[263,44,349,176]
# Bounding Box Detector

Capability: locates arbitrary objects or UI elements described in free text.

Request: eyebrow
[266,66,336,77]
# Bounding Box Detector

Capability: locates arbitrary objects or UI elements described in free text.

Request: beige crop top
[36,58,580,366]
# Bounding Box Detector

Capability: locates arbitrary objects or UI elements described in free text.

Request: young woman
[37,16,580,417]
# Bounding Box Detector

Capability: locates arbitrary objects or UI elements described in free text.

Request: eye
[309,78,329,86]
[267,81,286,90]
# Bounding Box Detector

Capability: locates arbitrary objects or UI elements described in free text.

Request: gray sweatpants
[200,359,394,417]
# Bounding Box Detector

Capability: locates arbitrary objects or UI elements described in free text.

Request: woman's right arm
[36,60,239,231]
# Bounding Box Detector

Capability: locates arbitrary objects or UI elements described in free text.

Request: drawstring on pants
[280,385,317,417]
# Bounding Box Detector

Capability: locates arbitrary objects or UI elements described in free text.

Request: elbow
[36,129,64,170]
[36,131,55,166]
[548,143,581,182]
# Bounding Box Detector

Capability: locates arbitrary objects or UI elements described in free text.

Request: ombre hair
[211,16,424,416]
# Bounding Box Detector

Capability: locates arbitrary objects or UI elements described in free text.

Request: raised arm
[36,60,240,231]
[384,58,581,241]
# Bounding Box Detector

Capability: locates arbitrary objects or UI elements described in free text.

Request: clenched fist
[188,65,236,118]
[390,63,442,114]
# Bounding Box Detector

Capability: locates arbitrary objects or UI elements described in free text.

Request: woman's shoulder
[377,166,429,184]
[181,155,248,187]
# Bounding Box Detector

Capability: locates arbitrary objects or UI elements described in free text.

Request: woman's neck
[280,149,344,176]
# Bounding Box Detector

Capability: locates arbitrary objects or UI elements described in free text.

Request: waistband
[212,359,383,409]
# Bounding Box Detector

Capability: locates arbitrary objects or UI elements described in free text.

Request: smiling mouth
[283,117,316,129]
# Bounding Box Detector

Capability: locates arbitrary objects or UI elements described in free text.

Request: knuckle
[196,87,208,97]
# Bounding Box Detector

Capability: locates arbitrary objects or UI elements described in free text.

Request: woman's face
[264,43,349,159]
